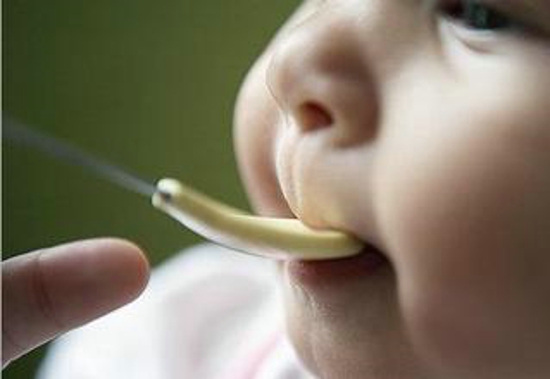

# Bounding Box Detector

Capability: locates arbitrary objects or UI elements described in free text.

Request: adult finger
[2,238,150,367]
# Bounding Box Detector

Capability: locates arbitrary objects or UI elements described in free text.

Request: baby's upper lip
[275,132,385,256]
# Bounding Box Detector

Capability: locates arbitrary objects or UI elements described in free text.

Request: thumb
[2,238,150,367]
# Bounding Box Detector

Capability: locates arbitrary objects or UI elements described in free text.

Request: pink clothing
[38,244,313,379]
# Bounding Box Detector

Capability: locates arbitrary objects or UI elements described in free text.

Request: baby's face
[234,1,550,378]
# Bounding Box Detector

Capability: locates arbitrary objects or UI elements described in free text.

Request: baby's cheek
[233,55,292,217]
[376,122,550,377]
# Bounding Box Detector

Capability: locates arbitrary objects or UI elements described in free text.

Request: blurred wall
[3,1,297,377]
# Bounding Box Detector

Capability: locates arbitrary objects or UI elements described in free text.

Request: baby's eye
[440,0,513,31]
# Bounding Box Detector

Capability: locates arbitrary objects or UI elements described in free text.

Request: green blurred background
[3,1,297,377]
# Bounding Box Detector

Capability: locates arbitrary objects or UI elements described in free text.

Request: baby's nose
[267,12,379,146]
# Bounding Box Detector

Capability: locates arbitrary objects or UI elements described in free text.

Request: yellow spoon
[5,117,364,261]
[152,178,363,260]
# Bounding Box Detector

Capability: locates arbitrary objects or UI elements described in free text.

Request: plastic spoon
[152,178,363,260]
[5,117,364,261]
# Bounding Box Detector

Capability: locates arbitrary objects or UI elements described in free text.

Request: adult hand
[2,238,149,368]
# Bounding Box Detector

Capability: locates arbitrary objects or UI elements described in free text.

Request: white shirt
[38,244,314,379]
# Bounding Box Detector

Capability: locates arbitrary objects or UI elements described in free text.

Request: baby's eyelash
[434,0,550,52]
[438,0,516,31]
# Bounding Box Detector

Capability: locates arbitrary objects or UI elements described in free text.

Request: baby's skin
[233,1,550,378]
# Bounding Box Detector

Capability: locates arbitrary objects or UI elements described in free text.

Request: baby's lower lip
[285,244,388,287]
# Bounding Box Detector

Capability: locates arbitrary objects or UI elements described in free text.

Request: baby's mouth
[285,241,389,286]
[274,172,389,281]
[274,125,389,278]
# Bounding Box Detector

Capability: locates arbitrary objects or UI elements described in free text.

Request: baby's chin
[281,258,428,378]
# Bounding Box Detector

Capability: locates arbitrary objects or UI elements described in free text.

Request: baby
[40,1,550,378]
[234,0,550,377]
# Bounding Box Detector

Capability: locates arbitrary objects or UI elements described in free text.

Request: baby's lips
[285,241,390,287]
